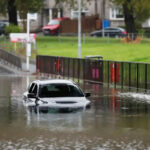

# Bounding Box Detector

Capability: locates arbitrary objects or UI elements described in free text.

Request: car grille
[56,101,77,104]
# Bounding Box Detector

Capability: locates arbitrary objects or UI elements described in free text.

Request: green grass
[1,36,150,63]
[37,36,150,63]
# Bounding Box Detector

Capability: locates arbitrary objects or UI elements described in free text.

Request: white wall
[142,19,150,28]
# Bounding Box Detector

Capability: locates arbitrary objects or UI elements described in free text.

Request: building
[1,0,150,32]
[40,0,124,28]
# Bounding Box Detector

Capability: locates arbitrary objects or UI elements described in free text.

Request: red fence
[36,55,103,83]
[37,55,150,92]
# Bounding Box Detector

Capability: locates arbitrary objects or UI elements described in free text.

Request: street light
[102,0,105,37]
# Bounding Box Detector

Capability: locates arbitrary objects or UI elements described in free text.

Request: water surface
[0,75,150,149]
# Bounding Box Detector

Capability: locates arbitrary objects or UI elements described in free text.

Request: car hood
[42,24,60,30]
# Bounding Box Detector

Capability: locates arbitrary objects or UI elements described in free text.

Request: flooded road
[0,75,150,149]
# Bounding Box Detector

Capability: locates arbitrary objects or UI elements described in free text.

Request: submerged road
[0,60,150,149]
[0,74,150,149]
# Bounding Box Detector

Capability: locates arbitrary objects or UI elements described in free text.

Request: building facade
[1,0,150,32]
[39,0,125,29]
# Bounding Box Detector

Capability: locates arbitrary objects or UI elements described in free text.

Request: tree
[112,0,150,34]
[0,0,18,25]
[16,0,43,31]
[0,0,43,26]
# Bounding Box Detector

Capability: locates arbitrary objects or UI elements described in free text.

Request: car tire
[93,35,98,37]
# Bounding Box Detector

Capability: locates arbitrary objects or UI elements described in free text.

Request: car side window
[28,83,35,93]
[32,84,38,95]
[28,83,38,95]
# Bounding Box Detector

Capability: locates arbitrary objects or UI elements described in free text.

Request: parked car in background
[0,20,9,35]
[90,27,127,38]
[42,17,70,35]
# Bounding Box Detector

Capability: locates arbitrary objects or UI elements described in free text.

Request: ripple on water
[0,137,149,150]
[119,92,150,103]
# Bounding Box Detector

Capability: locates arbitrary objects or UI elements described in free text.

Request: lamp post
[78,0,81,58]
[102,0,105,37]
[26,13,31,71]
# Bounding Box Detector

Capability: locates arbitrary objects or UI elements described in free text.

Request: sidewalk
[0,59,36,75]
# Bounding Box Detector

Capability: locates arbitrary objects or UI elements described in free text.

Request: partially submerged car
[23,79,91,113]
[42,17,69,35]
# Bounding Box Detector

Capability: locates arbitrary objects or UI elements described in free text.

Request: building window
[110,8,124,20]
[71,9,89,19]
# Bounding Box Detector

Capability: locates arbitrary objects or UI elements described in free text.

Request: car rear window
[39,84,84,98]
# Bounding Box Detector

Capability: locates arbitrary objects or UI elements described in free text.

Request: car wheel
[93,34,98,37]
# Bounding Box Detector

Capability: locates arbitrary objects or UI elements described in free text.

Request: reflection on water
[26,110,86,132]
[0,76,150,149]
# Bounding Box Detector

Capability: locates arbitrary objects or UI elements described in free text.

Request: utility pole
[26,13,31,71]
[78,0,81,58]
[102,0,105,37]
[26,13,37,71]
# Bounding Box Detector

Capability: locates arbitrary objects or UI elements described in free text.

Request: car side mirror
[28,93,36,99]
[85,92,91,97]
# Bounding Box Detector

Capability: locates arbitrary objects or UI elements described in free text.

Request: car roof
[105,27,125,31]
[33,79,75,85]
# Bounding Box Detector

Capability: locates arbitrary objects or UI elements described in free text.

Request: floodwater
[0,74,150,150]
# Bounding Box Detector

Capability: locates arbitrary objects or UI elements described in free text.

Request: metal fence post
[145,64,147,92]
[83,59,85,80]
[129,63,131,90]
[72,58,75,80]
[137,64,139,91]
[108,61,109,87]
[68,58,70,79]
[78,59,80,82]
[62,57,65,78]
[114,62,117,89]
[121,62,124,89]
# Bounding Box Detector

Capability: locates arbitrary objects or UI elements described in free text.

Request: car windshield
[39,84,84,98]
[48,20,60,25]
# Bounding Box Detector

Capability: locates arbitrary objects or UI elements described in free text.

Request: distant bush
[5,24,23,35]
[138,29,145,35]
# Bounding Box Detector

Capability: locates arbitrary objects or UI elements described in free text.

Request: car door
[112,28,120,37]
[104,28,109,37]
[94,30,102,37]
[104,28,113,37]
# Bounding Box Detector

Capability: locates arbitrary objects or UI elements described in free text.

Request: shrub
[5,24,23,35]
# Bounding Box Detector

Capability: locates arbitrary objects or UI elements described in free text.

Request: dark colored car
[0,21,9,35]
[90,27,127,38]
[42,17,70,35]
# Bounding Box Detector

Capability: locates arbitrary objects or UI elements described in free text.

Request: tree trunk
[123,0,137,40]
[7,0,18,25]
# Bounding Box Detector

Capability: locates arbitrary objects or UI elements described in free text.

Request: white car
[23,79,91,113]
